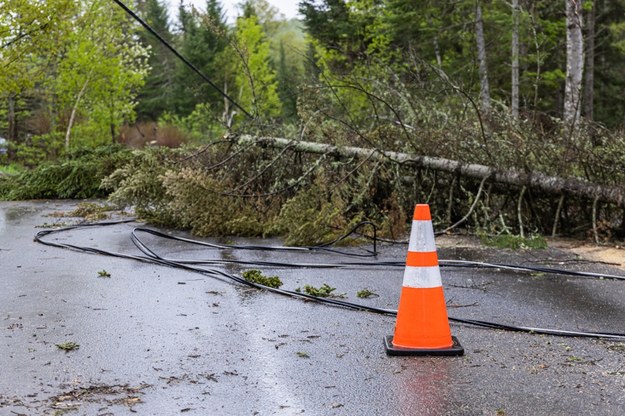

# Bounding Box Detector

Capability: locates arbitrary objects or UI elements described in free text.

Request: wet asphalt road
[1,200,625,415]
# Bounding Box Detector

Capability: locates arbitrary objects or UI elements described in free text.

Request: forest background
[1,0,625,246]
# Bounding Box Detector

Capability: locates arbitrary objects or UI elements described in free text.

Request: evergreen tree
[592,0,625,127]
[299,0,380,70]
[276,41,297,119]
[173,0,229,116]
[136,0,177,120]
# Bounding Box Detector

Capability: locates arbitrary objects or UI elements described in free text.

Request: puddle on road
[5,205,41,221]
[1,205,40,233]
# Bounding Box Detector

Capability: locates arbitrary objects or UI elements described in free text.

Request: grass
[480,233,548,249]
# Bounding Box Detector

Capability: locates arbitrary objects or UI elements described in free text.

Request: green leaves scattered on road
[97,270,111,278]
[242,269,283,288]
[296,283,345,298]
[357,288,378,298]
[56,342,80,352]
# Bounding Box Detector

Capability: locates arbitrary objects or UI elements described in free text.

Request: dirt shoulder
[549,238,625,271]
[436,234,625,271]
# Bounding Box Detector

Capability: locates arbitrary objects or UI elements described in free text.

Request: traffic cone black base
[384,335,464,356]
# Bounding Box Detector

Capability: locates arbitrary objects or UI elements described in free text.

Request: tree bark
[564,0,584,129]
[433,35,443,68]
[583,0,595,122]
[236,134,625,207]
[65,75,91,151]
[511,0,520,120]
[475,1,491,113]
[430,16,443,67]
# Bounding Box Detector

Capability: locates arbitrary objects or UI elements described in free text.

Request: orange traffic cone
[385,204,464,356]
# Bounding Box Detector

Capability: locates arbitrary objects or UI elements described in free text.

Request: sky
[167,0,300,23]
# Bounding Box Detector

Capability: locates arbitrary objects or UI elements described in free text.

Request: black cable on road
[34,220,625,341]
[110,0,254,119]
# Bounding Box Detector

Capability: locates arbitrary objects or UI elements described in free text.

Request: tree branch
[234,134,625,207]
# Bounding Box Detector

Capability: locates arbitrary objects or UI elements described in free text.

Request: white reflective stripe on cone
[408,220,436,253]
[402,265,442,289]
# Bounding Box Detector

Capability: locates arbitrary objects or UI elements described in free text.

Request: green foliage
[101,143,405,243]
[247,7,307,122]
[233,14,283,120]
[271,174,354,246]
[479,233,548,250]
[102,146,184,224]
[299,0,364,67]
[1,145,131,200]
[52,0,149,148]
[1,0,149,156]
[161,167,267,236]
[104,143,274,233]
[0,0,75,94]
[9,134,65,168]
[297,0,625,129]
[242,269,283,288]
[356,288,378,298]
[0,179,12,199]
[97,270,111,278]
[0,164,22,176]
[6,0,625,245]
[55,341,80,351]
[159,103,226,142]
[172,0,229,117]
[296,283,343,298]
[136,0,177,120]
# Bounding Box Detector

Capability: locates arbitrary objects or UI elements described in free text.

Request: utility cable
[110,0,254,119]
[34,220,625,341]
[129,227,625,281]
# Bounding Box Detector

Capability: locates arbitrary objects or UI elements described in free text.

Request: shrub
[2,145,131,200]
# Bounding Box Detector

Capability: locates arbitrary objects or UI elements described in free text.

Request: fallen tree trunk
[236,135,625,207]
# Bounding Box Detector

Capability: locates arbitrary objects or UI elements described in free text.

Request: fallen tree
[236,134,625,207]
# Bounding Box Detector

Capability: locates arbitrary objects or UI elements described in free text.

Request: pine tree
[136,0,177,120]
[173,0,229,116]
[299,0,367,66]
[276,40,297,119]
